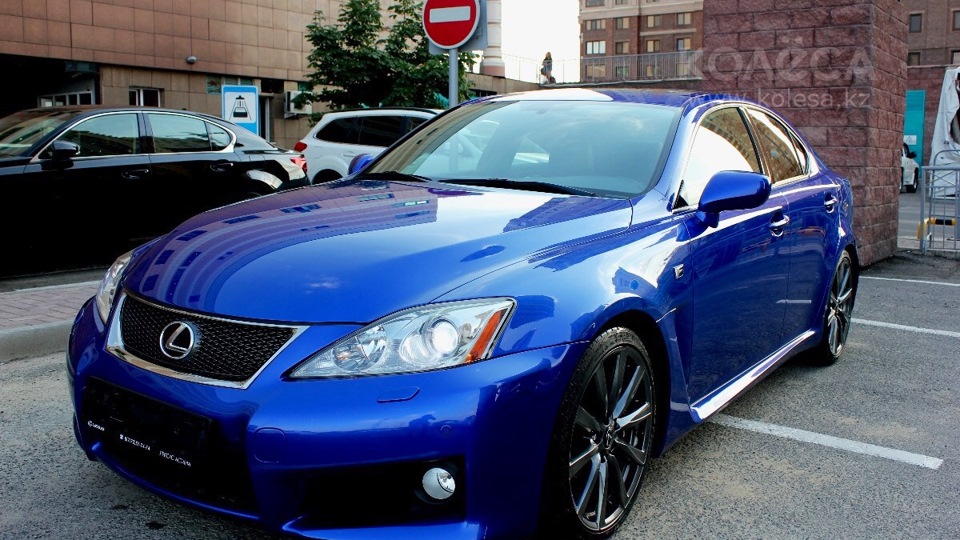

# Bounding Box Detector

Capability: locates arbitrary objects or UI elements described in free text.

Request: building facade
[905,0,960,66]
[0,0,528,150]
[578,0,702,82]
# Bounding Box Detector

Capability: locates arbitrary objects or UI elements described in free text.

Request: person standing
[541,52,555,84]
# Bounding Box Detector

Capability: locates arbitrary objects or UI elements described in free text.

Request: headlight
[95,250,133,323]
[290,298,515,378]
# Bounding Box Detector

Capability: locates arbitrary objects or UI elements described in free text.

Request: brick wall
[700,0,908,266]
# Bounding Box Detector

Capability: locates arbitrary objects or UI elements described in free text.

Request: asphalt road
[0,253,957,540]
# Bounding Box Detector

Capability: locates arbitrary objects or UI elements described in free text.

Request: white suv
[294,108,439,183]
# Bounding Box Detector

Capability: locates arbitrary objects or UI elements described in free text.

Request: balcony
[497,51,703,85]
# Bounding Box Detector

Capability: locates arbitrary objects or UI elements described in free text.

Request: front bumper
[67,298,583,539]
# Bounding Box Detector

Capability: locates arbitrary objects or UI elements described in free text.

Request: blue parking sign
[222,85,259,135]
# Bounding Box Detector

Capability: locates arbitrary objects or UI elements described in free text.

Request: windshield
[0,109,81,157]
[369,100,680,198]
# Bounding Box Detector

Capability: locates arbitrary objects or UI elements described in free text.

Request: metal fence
[497,51,703,85]
[919,166,959,255]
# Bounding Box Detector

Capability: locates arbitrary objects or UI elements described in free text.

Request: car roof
[322,107,441,116]
[474,87,755,112]
[16,105,227,121]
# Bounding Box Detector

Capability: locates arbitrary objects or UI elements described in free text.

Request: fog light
[421,467,456,500]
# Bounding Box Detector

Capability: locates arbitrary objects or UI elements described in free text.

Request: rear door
[744,107,838,338]
[145,112,252,233]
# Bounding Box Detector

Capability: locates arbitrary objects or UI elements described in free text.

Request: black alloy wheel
[812,250,857,365]
[541,327,657,539]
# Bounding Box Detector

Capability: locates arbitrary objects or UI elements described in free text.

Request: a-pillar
[701,0,907,266]
[480,0,505,77]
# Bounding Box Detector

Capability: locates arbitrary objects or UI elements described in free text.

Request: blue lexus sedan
[67,88,858,539]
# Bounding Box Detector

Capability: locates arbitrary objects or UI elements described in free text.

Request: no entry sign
[423,0,480,50]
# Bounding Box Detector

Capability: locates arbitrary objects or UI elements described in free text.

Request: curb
[0,321,72,363]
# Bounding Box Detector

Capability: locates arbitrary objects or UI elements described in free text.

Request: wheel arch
[592,309,672,456]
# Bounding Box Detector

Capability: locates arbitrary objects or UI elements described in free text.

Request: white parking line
[860,276,960,288]
[853,318,960,339]
[710,414,944,470]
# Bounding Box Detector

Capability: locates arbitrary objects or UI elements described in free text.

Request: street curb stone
[0,321,72,363]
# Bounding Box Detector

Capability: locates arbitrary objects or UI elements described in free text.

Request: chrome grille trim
[106,292,307,389]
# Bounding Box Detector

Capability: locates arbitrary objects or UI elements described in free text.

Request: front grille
[119,294,297,382]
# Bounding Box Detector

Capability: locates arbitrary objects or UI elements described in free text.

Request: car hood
[124,180,633,323]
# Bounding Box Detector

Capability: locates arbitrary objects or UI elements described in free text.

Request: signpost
[423,0,484,108]
[221,85,259,135]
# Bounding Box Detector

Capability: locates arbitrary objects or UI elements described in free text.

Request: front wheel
[540,327,657,539]
[810,250,857,365]
[908,169,919,193]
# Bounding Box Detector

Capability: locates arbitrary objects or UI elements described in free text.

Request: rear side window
[148,113,218,153]
[358,115,407,146]
[316,117,361,144]
[746,109,806,182]
[58,113,140,157]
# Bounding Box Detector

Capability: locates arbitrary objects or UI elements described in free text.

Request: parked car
[68,89,859,540]
[901,141,919,193]
[294,107,439,182]
[0,105,309,278]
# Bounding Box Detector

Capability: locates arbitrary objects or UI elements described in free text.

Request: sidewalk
[0,280,100,362]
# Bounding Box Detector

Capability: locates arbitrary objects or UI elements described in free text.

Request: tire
[540,327,657,539]
[313,169,342,183]
[810,250,857,365]
[908,169,919,193]
[899,167,905,193]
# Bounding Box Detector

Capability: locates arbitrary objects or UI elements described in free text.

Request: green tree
[300,0,475,114]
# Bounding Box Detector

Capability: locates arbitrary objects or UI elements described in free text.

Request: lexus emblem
[159,321,199,360]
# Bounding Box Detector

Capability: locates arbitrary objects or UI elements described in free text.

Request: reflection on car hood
[124,179,633,322]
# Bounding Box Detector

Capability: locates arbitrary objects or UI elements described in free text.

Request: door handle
[824,195,838,213]
[769,214,790,237]
[121,168,150,180]
[210,162,235,173]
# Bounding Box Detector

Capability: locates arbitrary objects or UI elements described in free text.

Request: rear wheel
[313,169,342,183]
[810,250,857,365]
[540,327,657,539]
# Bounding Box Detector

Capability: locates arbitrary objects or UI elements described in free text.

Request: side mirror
[348,154,374,175]
[50,140,80,161]
[696,171,772,228]
[907,151,917,159]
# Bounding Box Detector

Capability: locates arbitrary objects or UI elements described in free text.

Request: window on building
[129,88,161,107]
[646,14,660,28]
[907,52,921,66]
[909,13,922,33]
[676,38,692,51]
[953,51,960,65]
[206,76,256,94]
[586,41,606,55]
[615,41,629,54]
[585,0,605,7]
[585,64,607,79]
[615,65,629,79]
[615,0,629,4]
[677,12,692,26]
[38,92,94,107]
[615,17,629,29]
[646,39,661,53]
[954,11,960,30]
[585,19,605,31]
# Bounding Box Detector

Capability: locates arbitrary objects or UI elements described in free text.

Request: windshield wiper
[440,178,596,197]
[353,170,432,183]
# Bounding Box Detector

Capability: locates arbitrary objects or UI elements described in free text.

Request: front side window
[370,100,680,199]
[148,113,214,153]
[679,108,760,208]
[0,109,81,157]
[746,109,805,182]
[57,113,140,157]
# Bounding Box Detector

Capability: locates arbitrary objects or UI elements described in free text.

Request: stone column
[700,0,907,266]
[481,0,505,77]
